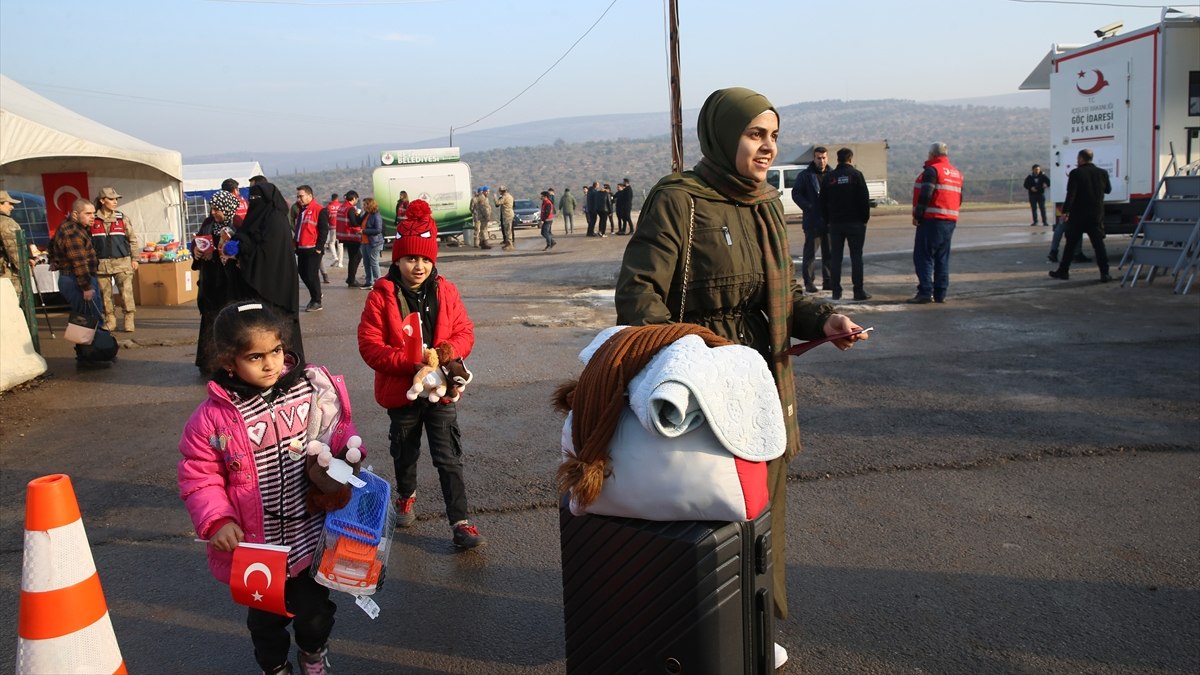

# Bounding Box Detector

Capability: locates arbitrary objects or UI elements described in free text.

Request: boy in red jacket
[357,200,485,549]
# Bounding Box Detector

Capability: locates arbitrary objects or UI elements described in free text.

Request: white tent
[181,161,262,232]
[182,161,263,195]
[0,74,184,243]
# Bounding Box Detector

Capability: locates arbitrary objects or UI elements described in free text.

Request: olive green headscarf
[693,87,780,205]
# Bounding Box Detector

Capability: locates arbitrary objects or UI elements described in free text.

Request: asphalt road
[1,208,1197,674]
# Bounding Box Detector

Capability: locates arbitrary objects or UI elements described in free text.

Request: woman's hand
[823,313,869,351]
[209,521,244,552]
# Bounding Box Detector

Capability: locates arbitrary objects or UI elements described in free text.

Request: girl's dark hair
[207,301,290,376]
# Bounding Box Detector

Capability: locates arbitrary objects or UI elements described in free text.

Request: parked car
[513,199,540,227]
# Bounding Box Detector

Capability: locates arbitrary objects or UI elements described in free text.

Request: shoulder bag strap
[678,196,695,321]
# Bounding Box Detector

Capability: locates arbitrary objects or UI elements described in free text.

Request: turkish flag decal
[230,543,293,616]
[41,172,90,238]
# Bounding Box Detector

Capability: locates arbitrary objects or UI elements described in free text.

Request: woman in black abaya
[229,180,305,363]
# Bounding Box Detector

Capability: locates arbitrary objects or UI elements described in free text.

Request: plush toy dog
[407,348,442,401]
[407,342,474,403]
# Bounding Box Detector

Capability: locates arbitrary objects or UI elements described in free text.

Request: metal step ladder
[1118,172,1200,294]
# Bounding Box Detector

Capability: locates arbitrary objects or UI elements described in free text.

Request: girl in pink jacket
[178,300,363,675]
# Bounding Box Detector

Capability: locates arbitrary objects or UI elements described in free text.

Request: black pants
[247,569,335,671]
[1029,193,1048,225]
[585,211,597,236]
[828,221,867,294]
[598,211,612,235]
[388,400,470,524]
[342,241,363,284]
[801,226,831,288]
[1055,223,1109,276]
[296,249,322,303]
[616,207,633,234]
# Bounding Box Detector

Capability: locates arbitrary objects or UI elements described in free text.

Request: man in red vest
[325,192,342,269]
[92,186,139,331]
[909,142,963,304]
[335,190,364,286]
[294,185,329,311]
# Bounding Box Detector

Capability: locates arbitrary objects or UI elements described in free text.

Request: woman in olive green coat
[616,87,868,630]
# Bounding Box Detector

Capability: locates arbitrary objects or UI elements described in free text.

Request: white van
[765,164,805,219]
[371,147,475,239]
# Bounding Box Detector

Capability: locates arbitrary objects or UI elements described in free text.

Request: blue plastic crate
[325,470,391,545]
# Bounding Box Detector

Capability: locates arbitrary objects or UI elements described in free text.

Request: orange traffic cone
[17,474,126,675]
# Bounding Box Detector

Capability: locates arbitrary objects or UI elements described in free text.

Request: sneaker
[264,662,294,675]
[1100,273,1113,282]
[1030,222,1038,227]
[395,494,416,528]
[906,295,933,304]
[502,243,515,251]
[452,521,486,549]
[297,647,331,675]
[774,642,788,668]
[1048,270,1069,280]
[305,301,323,312]
[853,291,872,301]
[934,297,947,304]
[803,283,818,294]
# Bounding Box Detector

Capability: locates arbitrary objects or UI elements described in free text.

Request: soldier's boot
[103,313,117,332]
[122,313,135,333]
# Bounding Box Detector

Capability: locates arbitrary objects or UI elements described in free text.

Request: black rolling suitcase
[560,506,774,674]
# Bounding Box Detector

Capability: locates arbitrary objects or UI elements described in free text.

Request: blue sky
[0,0,1182,155]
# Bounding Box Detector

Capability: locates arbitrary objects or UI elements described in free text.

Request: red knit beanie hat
[392,199,438,263]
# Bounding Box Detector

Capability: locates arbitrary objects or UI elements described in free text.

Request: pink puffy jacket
[177,365,362,583]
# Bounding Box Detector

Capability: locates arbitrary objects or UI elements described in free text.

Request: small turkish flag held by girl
[401,311,424,364]
[230,543,293,617]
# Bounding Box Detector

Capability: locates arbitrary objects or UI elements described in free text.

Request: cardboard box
[134,261,198,306]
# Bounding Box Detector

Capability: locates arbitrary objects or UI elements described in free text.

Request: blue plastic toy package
[311,469,396,618]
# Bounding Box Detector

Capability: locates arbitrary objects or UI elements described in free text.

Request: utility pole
[667,0,683,173]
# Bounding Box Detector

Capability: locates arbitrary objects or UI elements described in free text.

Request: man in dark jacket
[585,181,607,237]
[791,146,832,293]
[1049,148,1112,282]
[1023,164,1051,227]
[820,148,872,300]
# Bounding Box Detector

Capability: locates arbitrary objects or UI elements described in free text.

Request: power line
[1008,0,1178,8]
[451,0,620,135]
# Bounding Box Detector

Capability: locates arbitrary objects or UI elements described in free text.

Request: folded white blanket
[576,329,785,462]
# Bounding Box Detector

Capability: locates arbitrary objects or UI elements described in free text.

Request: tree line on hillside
[272,99,1051,208]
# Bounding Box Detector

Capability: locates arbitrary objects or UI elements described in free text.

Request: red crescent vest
[913,156,963,222]
[90,211,133,259]
[295,200,323,248]
[334,201,360,242]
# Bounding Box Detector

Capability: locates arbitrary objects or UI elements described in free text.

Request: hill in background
[248,98,1049,208]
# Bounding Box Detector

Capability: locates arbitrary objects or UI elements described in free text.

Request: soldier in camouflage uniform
[0,190,25,304]
[470,187,493,249]
[494,185,515,251]
[92,186,140,332]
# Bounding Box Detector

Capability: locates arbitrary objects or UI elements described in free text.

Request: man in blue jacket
[791,146,832,293]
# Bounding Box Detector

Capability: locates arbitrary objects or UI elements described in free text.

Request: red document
[784,327,873,356]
